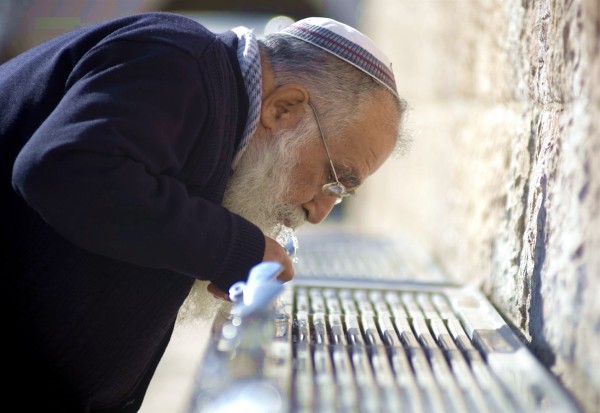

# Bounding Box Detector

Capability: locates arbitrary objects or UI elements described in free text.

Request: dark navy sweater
[0,12,265,412]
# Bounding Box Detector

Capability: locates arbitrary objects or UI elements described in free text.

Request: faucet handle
[229,261,284,316]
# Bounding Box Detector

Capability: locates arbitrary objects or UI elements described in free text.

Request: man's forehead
[331,116,397,184]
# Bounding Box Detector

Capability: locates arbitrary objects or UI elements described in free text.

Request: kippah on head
[278,17,398,99]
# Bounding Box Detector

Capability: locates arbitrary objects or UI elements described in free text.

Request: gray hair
[258,34,410,153]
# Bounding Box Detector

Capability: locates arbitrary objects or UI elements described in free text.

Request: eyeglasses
[307,102,350,205]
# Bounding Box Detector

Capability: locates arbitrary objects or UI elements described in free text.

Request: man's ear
[260,85,309,132]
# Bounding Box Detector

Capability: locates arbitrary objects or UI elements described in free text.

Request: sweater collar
[228,27,262,170]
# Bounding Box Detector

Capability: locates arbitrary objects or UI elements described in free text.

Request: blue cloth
[0,12,265,412]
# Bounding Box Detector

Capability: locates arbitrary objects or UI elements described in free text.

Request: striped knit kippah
[279,17,398,99]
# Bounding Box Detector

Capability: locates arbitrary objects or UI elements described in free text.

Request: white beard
[175,115,315,328]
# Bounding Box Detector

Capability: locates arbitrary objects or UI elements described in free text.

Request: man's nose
[302,194,339,224]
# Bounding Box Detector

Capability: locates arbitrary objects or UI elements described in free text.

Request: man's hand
[207,235,295,301]
[263,235,295,282]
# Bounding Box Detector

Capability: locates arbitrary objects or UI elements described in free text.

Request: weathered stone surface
[351,0,600,410]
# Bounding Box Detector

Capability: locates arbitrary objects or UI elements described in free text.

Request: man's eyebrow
[336,164,362,188]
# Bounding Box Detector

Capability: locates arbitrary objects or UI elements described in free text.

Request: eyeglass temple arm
[307,102,341,184]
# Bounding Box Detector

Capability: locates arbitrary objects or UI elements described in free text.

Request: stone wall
[349,0,599,411]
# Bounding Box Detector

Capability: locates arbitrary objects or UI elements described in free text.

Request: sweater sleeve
[11,38,265,288]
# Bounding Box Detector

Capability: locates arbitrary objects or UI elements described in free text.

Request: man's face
[223,94,399,237]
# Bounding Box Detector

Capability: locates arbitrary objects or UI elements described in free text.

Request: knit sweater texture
[0,12,265,412]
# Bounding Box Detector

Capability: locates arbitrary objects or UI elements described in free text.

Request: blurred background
[2,1,598,412]
[0,0,363,61]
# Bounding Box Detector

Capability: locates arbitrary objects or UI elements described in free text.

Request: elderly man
[0,12,406,412]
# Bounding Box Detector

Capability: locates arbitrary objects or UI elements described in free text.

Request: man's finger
[207,282,231,301]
